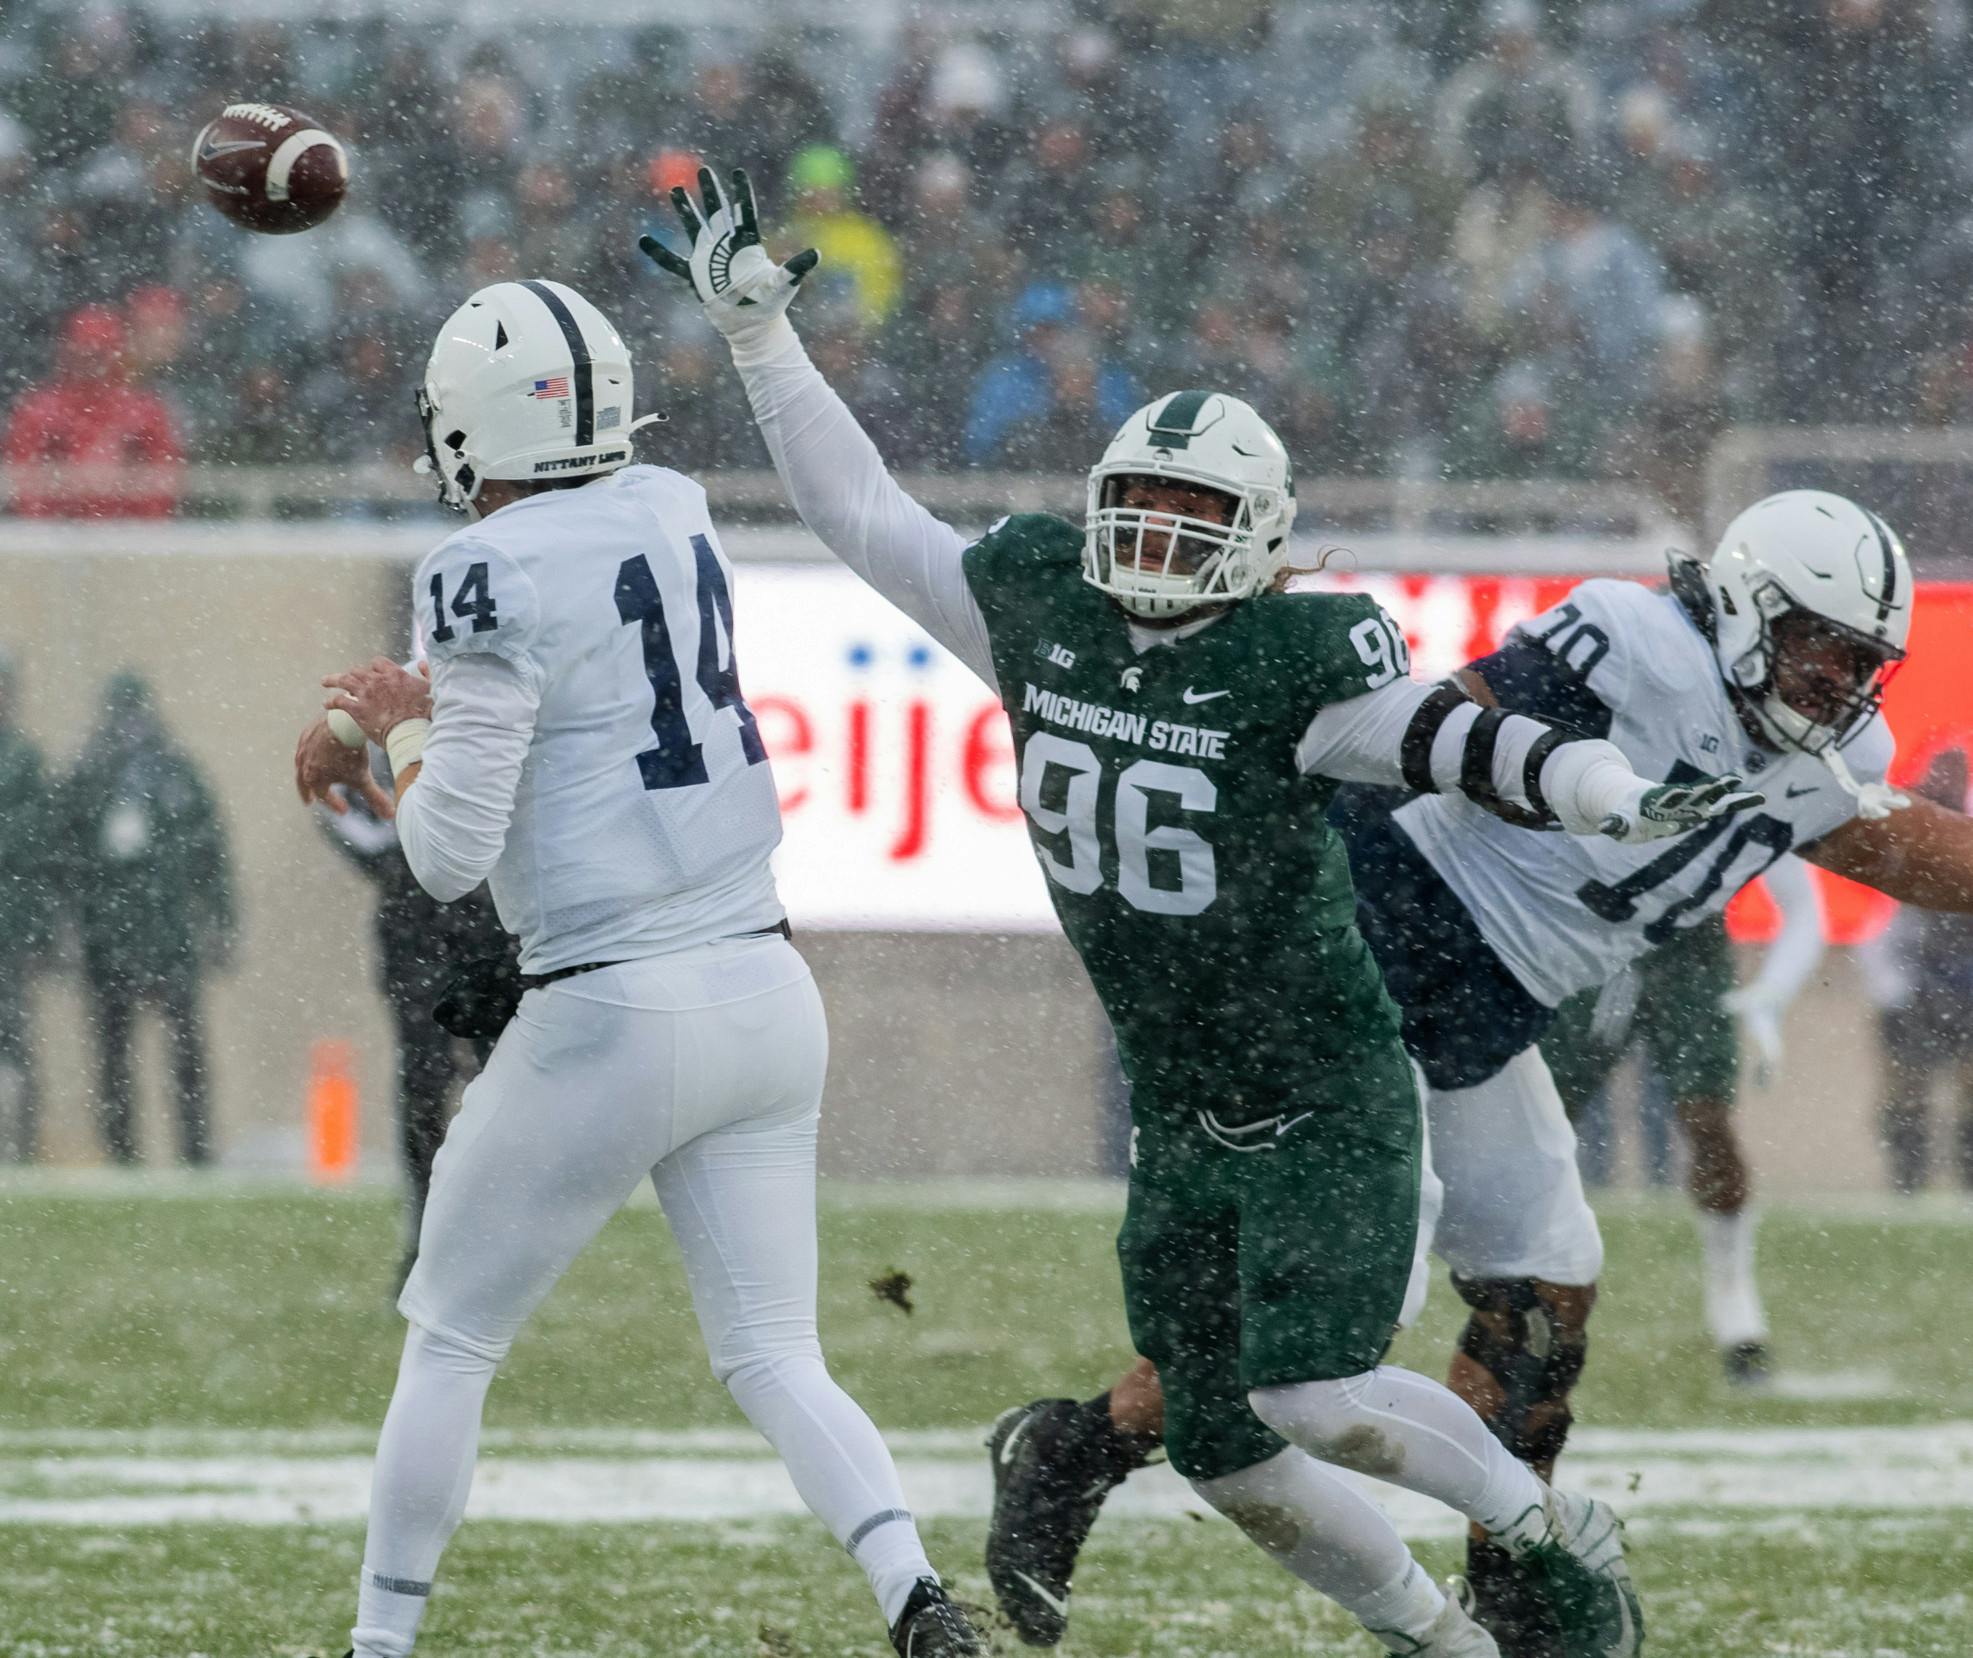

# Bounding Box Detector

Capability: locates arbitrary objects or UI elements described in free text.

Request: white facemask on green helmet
[1083,390,1298,621]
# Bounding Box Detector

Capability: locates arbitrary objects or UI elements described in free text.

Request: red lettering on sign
[753,696,812,812]
[963,706,1020,821]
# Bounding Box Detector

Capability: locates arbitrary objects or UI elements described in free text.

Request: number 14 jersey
[414,465,784,973]
[1393,577,1893,1008]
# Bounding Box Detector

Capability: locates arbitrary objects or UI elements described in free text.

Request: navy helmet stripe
[519,280,594,448]
[1864,509,1898,625]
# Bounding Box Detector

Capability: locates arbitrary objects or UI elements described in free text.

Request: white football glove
[639,166,818,363]
[1598,772,1764,845]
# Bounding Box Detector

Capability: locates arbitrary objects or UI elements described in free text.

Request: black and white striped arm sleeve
[1294,676,1629,830]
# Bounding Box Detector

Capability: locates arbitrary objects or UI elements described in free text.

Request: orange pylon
[307,1039,358,1184]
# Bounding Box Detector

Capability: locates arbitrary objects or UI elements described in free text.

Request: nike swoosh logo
[1785,784,1818,799]
[1275,1111,1317,1139]
[1012,1571,1070,1618]
[199,138,267,160]
[1181,687,1230,704]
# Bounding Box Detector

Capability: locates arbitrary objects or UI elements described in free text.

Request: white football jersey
[1394,578,1892,1007]
[416,465,784,972]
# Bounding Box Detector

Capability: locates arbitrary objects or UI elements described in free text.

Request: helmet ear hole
[445,430,467,451]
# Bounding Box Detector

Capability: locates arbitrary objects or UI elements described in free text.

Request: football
[190,101,348,234]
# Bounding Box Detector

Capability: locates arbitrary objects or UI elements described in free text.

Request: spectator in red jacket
[3,304,183,518]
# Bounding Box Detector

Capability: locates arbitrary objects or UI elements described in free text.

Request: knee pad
[1450,1276,1588,1468]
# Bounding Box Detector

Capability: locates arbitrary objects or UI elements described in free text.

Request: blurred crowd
[2,0,1971,519]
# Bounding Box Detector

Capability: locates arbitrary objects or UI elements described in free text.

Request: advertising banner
[735,565,1973,941]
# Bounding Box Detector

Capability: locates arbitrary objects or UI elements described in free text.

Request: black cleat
[985,1398,1136,1646]
[889,1577,985,1656]
[1723,1341,1771,1389]
[1466,1535,1564,1658]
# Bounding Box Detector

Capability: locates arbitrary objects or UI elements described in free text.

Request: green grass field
[3,1180,1971,1657]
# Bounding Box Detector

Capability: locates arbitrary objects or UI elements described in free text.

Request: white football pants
[1417,1044,1605,1287]
[357,936,931,1657]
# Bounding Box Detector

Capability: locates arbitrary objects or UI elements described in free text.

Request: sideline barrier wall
[2,527,1964,1187]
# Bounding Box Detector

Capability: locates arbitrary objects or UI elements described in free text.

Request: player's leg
[390,991,456,1290]
[1876,1004,1931,1193]
[1641,919,1770,1381]
[648,951,974,1650]
[1428,1044,1606,1657]
[1121,1127,1485,1655]
[1232,1067,1635,1651]
[353,984,676,1658]
[983,1090,1445,1646]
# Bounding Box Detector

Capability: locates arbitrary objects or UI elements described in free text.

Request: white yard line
[2,1423,1969,1532]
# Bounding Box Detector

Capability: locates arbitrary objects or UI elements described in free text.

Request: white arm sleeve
[731,324,997,689]
[1741,854,1827,1009]
[1292,676,1598,824]
[394,651,540,903]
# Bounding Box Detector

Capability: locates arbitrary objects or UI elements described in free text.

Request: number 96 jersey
[963,515,1408,1131]
[414,465,785,971]
[1393,577,1893,1008]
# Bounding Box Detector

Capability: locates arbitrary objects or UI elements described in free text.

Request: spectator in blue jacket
[963,281,1140,467]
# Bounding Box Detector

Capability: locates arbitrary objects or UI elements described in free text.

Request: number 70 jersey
[1392,577,1895,1008]
[415,465,785,970]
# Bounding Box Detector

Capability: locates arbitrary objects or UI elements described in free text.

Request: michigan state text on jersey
[298,278,985,1658]
[647,165,1730,1658]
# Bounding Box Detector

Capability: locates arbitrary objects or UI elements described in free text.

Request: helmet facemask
[414,385,480,516]
[1729,580,1906,756]
[1085,470,1276,622]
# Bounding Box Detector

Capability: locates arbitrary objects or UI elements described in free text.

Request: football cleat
[1371,1588,1502,1656]
[984,1399,1122,1645]
[1513,1490,1644,1658]
[1465,1536,1563,1657]
[1723,1341,1772,1389]
[888,1577,985,1657]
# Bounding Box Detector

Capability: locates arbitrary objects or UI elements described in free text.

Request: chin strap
[1820,742,1909,819]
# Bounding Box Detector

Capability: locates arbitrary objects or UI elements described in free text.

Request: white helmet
[1683,489,1909,756]
[1083,389,1297,621]
[414,279,656,515]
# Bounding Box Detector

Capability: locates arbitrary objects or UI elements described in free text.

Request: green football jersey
[962,513,1408,1130]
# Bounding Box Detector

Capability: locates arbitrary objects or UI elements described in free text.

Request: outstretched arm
[1804,797,1973,910]
[641,168,994,687]
[1303,646,1761,844]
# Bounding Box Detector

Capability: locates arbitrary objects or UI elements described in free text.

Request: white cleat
[1369,1589,1502,1656]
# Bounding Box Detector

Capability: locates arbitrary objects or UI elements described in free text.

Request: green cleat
[1513,1490,1644,1658]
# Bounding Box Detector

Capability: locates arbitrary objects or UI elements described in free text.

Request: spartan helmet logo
[1120,666,1143,693]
